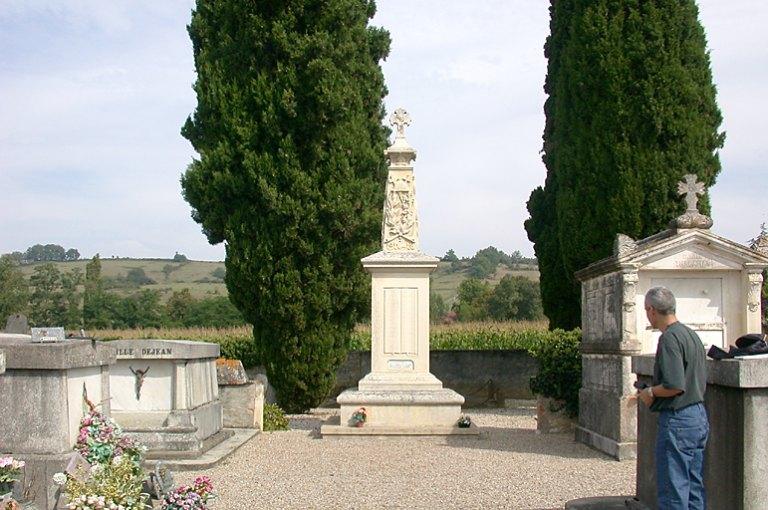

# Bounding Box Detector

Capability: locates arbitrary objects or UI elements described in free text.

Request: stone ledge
[565,496,644,509]
[0,339,115,369]
[633,354,768,388]
[0,350,5,375]
[575,426,636,461]
[320,415,479,436]
[337,388,465,406]
[109,339,220,360]
[143,428,257,471]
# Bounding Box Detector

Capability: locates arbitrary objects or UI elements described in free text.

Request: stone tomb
[574,175,768,459]
[0,335,114,510]
[109,339,227,457]
[322,109,473,436]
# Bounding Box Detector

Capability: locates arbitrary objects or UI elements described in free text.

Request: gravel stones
[177,407,635,509]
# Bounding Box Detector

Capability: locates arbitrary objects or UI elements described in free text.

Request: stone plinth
[0,349,5,375]
[575,226,768,459]
[634,355,768,510]
[0,336,115,510]
[109,339,226,458]
[217,359,264,430]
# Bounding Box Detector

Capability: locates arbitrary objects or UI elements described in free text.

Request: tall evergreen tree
[526,0,725,329]
[181,0,390,411]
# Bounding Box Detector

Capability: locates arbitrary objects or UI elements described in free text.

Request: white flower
[89,464,104,476]
[52,472,67,485]
[111,455,123,466]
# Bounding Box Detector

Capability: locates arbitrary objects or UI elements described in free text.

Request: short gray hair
[645,287,676,315]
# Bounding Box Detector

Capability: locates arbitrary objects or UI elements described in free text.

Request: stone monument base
[321,387,477,436]
[575,426,637,460]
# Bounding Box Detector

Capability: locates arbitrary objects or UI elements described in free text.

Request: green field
[18,258,538,305]
[18,258,227,301]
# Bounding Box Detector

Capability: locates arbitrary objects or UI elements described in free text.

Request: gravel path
[179,408,635,509]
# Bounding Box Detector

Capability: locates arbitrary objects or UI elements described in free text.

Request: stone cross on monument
[390,107,411,139]
[322,109,472,436]
[672,173,713,229]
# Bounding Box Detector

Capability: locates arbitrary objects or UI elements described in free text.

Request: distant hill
[17,257,538,306]
[18,258,227,302]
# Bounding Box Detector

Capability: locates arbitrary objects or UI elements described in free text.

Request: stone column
[323,109,470,436]
[745,265,764,333]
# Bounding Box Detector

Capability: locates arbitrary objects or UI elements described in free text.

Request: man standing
[638,287,709,510]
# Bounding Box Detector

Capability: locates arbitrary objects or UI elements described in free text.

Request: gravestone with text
[109,339,227,457]
[322,109,473,436]
[574,174,768,459]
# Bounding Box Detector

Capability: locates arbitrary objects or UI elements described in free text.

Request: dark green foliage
[181,0,390,412]
[29,263,68,326]
[0,255,28,321]
[441,249,459,263]
[125,268,155,286]
[526,0,725,329]
[429,292,447,323]
[487,275,544,322]
[453,279,492,321]
[21,244,79,263]
[211,267,226,280]
[65,248,80,261]
[263,403,290,431]
[84,255,111,329]
[172,253,188,263]
[529,329,582,417]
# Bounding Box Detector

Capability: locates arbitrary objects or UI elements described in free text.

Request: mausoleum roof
[575,227,768,281]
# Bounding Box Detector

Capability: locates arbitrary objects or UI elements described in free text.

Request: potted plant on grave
[349,407,367,427]
[0,456,24,501]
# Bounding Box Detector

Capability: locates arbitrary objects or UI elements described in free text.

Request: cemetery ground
[175,407,635,510]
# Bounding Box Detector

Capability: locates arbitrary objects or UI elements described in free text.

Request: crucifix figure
[129,366,151,401]
[677,174,706,213]
[389,108,411,139]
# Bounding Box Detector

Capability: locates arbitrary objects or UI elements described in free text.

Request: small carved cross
[129,366,151,401]
[389,108,411,139]
[677,174,706,213]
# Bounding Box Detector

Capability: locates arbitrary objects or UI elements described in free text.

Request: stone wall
[329,349,538,407]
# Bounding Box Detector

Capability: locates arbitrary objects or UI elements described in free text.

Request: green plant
[263,403,289,432]
[526,0,724,330]
[180,0,391,413]
[528,329,582,418]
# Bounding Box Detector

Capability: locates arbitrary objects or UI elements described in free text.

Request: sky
[0,1,766,261]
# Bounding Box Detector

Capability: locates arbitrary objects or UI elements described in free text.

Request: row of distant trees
[441,246,538,279]
[0,254,244,330]
[4,244,81,264]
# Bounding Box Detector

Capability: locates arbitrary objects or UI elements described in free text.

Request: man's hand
[638,386,654,407]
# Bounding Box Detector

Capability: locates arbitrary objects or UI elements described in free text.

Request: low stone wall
[330,349,538,408]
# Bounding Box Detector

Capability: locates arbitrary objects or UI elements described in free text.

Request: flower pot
[354,421,364,428]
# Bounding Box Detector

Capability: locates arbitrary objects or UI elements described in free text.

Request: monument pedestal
[321,253,473,436]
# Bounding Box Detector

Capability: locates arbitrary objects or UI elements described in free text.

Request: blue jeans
[656,403,709,510]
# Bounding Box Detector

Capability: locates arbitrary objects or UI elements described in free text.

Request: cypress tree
[181,0,390,412]
[526,0,725,329]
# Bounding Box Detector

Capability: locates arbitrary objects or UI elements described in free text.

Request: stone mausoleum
[574,174,768,459]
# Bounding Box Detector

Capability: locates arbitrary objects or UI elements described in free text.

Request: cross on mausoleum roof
[672,173,712,229]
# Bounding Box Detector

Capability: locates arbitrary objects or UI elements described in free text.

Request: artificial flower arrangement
[54,456,149,510]
[54,397,150,509]
[350,407,367,427]
[161,476,216,510]
[0,456,25,495]
[457,415,472,428]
